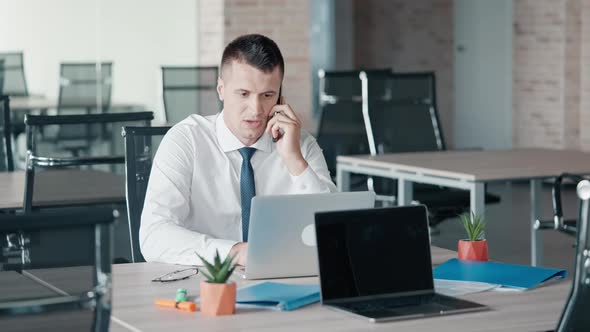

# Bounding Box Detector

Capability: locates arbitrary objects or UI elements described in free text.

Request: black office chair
[534,173,583,237]
[23,112,154,212]
[47,62,114,157]
[360,70,500,226]
[58,62,112,113]
[161,66,221,124]
[0,52,30,139]
[0,59,4,96]
[0,53,29,97]
[555,179,590,331]
[315,69,393,198]
[0,95,14,171]
[0,207,116,331]
[122,126,171,263]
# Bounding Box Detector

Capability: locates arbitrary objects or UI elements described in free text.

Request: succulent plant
[196,250,237,284]
[460,212,486,241]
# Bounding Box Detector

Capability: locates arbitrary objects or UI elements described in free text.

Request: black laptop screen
[315,206,434,301]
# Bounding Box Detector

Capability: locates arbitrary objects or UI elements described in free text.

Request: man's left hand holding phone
[265,88,309,177]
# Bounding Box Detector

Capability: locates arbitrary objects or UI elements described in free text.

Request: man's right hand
[229,242,248,266]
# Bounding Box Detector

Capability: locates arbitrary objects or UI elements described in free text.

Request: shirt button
[301,184,307,190]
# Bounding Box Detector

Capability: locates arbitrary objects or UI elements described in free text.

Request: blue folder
[433,258,567,290]
[236,282,320,311]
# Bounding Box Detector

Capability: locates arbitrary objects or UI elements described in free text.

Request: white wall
[0,0,198,122]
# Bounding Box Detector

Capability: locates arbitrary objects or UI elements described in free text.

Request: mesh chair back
[162,66,220,123]
[0,52,28,96]
[316,69,391,176]
[54,63,113,145]
[58,62,112,111]
[0,96,14,171]
[362,71,444,155]
[23,112,154,211]
[317,102,370,176]
[0,59,4,95]
[122,126,170,262]
[0,207,115,331]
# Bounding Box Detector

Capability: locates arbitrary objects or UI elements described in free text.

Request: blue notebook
[434,258,567,290]
[236,282,320,311]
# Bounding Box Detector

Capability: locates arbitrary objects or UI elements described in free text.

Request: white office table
[9,95,143,112]
[0,169,126,210]
[336,148,590,266]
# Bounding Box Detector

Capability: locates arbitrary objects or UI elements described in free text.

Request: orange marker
[155,298,197,312]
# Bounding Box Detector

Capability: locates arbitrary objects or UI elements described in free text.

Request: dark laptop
[314,205,488,323]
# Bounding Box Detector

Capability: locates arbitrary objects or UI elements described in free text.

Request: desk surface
[0,169,125,210]
[10,95,142,111]
[102,246,568,332]
[338,148,590,182]
[0,271,94,331]
[0,271,60,302]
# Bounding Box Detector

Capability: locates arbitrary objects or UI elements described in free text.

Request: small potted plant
[458,212,489,261]
[197,250,237,316]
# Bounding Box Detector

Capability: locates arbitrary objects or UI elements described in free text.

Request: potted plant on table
[197,250,237,316]
[458,212,489,261]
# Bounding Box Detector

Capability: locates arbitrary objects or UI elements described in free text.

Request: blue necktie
[239,147,256,242]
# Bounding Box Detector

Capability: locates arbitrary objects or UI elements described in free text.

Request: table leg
[336,165,350,192]
[531,179,543,266]
[470,182,485,216]
[398,178,413,206]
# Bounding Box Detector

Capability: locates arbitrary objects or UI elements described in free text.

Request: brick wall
[223,0,313,130]
[581,1,590,150]
[197,0,225,66]
[513,0,566,148]
[513,0,590,151]
[353,0,455,147]
[564,0,581,150]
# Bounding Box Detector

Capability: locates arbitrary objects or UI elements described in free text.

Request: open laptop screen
[315,206,434,302]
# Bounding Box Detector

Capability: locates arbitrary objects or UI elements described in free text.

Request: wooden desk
[0,169,125,210]
[336,148,590,266]
[10,95,142,112]
[16,247,568,331]
[99,246,566,332]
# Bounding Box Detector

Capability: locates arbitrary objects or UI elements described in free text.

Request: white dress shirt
[140,111,337,265]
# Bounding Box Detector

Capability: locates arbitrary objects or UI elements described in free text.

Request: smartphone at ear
[277,86,282,105]
[272,86,283,142]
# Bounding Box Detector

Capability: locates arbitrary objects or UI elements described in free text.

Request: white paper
[434,279,500,296]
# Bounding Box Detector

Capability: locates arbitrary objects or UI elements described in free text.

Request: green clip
[175,288,187,302]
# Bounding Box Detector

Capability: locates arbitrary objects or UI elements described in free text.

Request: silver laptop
[242,191,376,280]
[314,206,488,323]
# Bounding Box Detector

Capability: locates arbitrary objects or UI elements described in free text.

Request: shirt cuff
[205,238,239,263]
[289,166,325,194]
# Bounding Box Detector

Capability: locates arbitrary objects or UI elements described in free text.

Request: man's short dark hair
[220,34,284,77]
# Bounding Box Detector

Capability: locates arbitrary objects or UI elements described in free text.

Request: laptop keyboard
[337,294,448,314]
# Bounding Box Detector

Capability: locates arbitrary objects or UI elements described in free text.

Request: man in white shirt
[140,34,337,266]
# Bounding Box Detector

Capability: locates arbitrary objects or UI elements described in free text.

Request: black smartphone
[272,86,283,142]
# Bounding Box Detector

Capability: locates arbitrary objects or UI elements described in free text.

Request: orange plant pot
[458,239,489,261]
[199,281,236,316]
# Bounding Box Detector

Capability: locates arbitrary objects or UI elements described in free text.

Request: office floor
[111,181,580,275]
[431,181,578,275]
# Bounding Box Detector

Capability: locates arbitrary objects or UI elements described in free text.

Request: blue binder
[236,282,320,311]
[434,258,567,290]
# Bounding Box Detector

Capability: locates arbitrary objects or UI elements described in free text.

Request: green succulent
[196,250,237,283]
[460,212,486,241]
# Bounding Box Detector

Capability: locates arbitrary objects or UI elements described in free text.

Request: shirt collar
[215,110,272,153]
